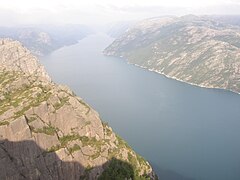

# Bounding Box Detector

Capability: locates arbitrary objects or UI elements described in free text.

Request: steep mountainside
[104,15,240,94]
[106,21,135,38]
[0,25,91,56]
[0,39,157,179]
[208,15,240,27]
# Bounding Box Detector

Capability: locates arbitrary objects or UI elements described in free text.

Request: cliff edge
[0,39,157,179]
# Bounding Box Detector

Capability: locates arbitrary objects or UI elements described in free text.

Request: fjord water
[41,33,240,180]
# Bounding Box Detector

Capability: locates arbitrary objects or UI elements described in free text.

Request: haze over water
[41,33,240,180]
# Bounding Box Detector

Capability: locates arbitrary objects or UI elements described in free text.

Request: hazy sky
[0,0,240,26]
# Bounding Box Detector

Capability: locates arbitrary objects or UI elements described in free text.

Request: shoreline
[103,53,240,95]
[130,62,240,95]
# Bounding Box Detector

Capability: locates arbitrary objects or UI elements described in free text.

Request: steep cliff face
[0,39,51,81]
[104,15,240,94]
[0,39,157,179]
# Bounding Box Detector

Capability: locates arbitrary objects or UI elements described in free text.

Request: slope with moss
[0,38,157,180]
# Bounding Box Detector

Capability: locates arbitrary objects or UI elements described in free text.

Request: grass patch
[69,144,81,154]
[53,96,69,110]
[116,134,131,149]
[26,116,37,123]
[98,158,135,180]
[33,125,58,136]
[47,144,61,152]
[79,100,91,114]
[59,134,80,146]
[0,121,9,126]
[14,106,31,118]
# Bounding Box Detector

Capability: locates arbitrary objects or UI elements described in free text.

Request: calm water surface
[41,33,240,180]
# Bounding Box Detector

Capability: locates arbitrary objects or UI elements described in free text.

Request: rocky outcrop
[104,15,240,94]
[0,38,51,81]
[0,39,157,179]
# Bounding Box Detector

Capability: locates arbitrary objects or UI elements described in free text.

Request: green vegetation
[84,121,91,126]
[59,134,104,148]
[46,134,102,154]
[136,154,148,168]
[106,134,152,179]
[69,144,81,154]
[33,125,58,136]
[128,152,146,177]
[102,121,108,127]
[0,121,10,126]
[85,165,93,172]
[0,71,18,87]
[0,70,154,179]
[46,137,82,154]
[0,71,53,118]
[98,158,134,180]
[59,134,106,159]
[47,144,61,152]
[14,106,31,119]
[108,135,129,158]
[13,90,51,118]
[59,134,80,146]
[0,47,156,179]
[79,99,90,114]
[26,116,37,123]
[116,134,131,149]
[53,96,69,110]
[102,122,112,136]
[98,158,151,180]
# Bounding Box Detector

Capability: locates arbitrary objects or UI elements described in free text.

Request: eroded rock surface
[0,39,157,179]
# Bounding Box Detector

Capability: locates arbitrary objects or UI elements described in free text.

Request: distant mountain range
[104,15,240,94]
[0,24,92,56]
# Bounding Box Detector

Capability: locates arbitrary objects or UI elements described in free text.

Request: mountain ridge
[104,15,240,94]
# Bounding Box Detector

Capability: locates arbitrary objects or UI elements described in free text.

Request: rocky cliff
[0,39,157,179]
[104,15,240,94]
